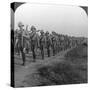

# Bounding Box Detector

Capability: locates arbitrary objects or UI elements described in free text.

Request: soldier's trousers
[52,42,57,56]
[14,39,20,54]
[40,44,44,59]
[20,46,26,65]
[52,44,56,56]
[31,44,36,61]
[47,44,50,57]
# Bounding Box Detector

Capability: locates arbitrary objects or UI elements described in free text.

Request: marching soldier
[39,30,46,59]
[45,31,51,57]
[14,29,20,54]
[17,22,26,66]
[24,25,30,54]
[51,31,57,56]
[55,34,60,53]
[30,25,40,62]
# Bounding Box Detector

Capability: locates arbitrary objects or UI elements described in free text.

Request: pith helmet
[40,30,44,34]
[52,31,55,34]
[31,25,36,31]
[18,22,24,27]
[46,31,49,34]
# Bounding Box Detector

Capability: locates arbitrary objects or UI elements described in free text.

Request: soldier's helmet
[52,31,55,34]
[31,25,36,31]
[40,30,44,34]
[46,31,49,34]
[18,22,24,27]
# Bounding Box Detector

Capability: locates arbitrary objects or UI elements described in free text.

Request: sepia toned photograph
[11,2,88,88]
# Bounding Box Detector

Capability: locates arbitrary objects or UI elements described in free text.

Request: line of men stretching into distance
[14,22,85,66]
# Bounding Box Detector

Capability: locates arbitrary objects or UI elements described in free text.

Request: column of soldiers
[14,22,84,66]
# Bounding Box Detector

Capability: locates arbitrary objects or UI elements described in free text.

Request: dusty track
[14,46,87,87]
[14,49,68,87]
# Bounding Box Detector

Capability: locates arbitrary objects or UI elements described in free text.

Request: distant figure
[51,31,57,56]
[39,30,46,59]
[45,31,51,57]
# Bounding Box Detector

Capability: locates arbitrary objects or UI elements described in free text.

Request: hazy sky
[15,3,88,37]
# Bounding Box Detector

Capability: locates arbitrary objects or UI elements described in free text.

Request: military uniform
[30,26,40,61]
[23,28,30,54]
[17,22,26,66]
[51,34,57,56]
[30,32,37,61]
[56,37,60,53]
[39,31,45,59]
[18,29,26,65]
[45,31,51,57]
[14,30,20,54]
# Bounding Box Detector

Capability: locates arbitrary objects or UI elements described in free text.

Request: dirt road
[14,45,87,87]
[14,49,68,87]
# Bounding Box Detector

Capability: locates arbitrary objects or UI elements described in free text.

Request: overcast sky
[15,3,88,37]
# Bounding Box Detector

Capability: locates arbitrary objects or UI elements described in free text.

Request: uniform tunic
[39,35,46,59]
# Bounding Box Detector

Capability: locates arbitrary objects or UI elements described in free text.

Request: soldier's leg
[22,51,25,65]
[40,45,44,59]
[56,43,58,54]
[20,46,26,66]
[26,43,29,54]
[27,41,30,54]
[47,45,50,57]
[17,43,20,55]
[56,45,58,54]
[54,44,56,55]
[32,45,36,62]
[55,45,57,54]
[58,44,60,53]
[52,44,55,56]
[42,45,44,59]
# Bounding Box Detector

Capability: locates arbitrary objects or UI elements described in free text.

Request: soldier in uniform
[14,29,20,54]
[24,25,30,54]
[51,31,57,56]
[45,31,51,57]
[30,25,40,62]
[39,30,46,59]
[58,34,62,52]
[17,22,26,66]
[55,33,60,53]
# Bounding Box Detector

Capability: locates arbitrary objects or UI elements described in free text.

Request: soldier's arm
[22,31,30,39]
[49,36,52,45]
[26,25,29,31]
[37,34,40,47]
[44,36,47,47]
[36,30,40,32]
